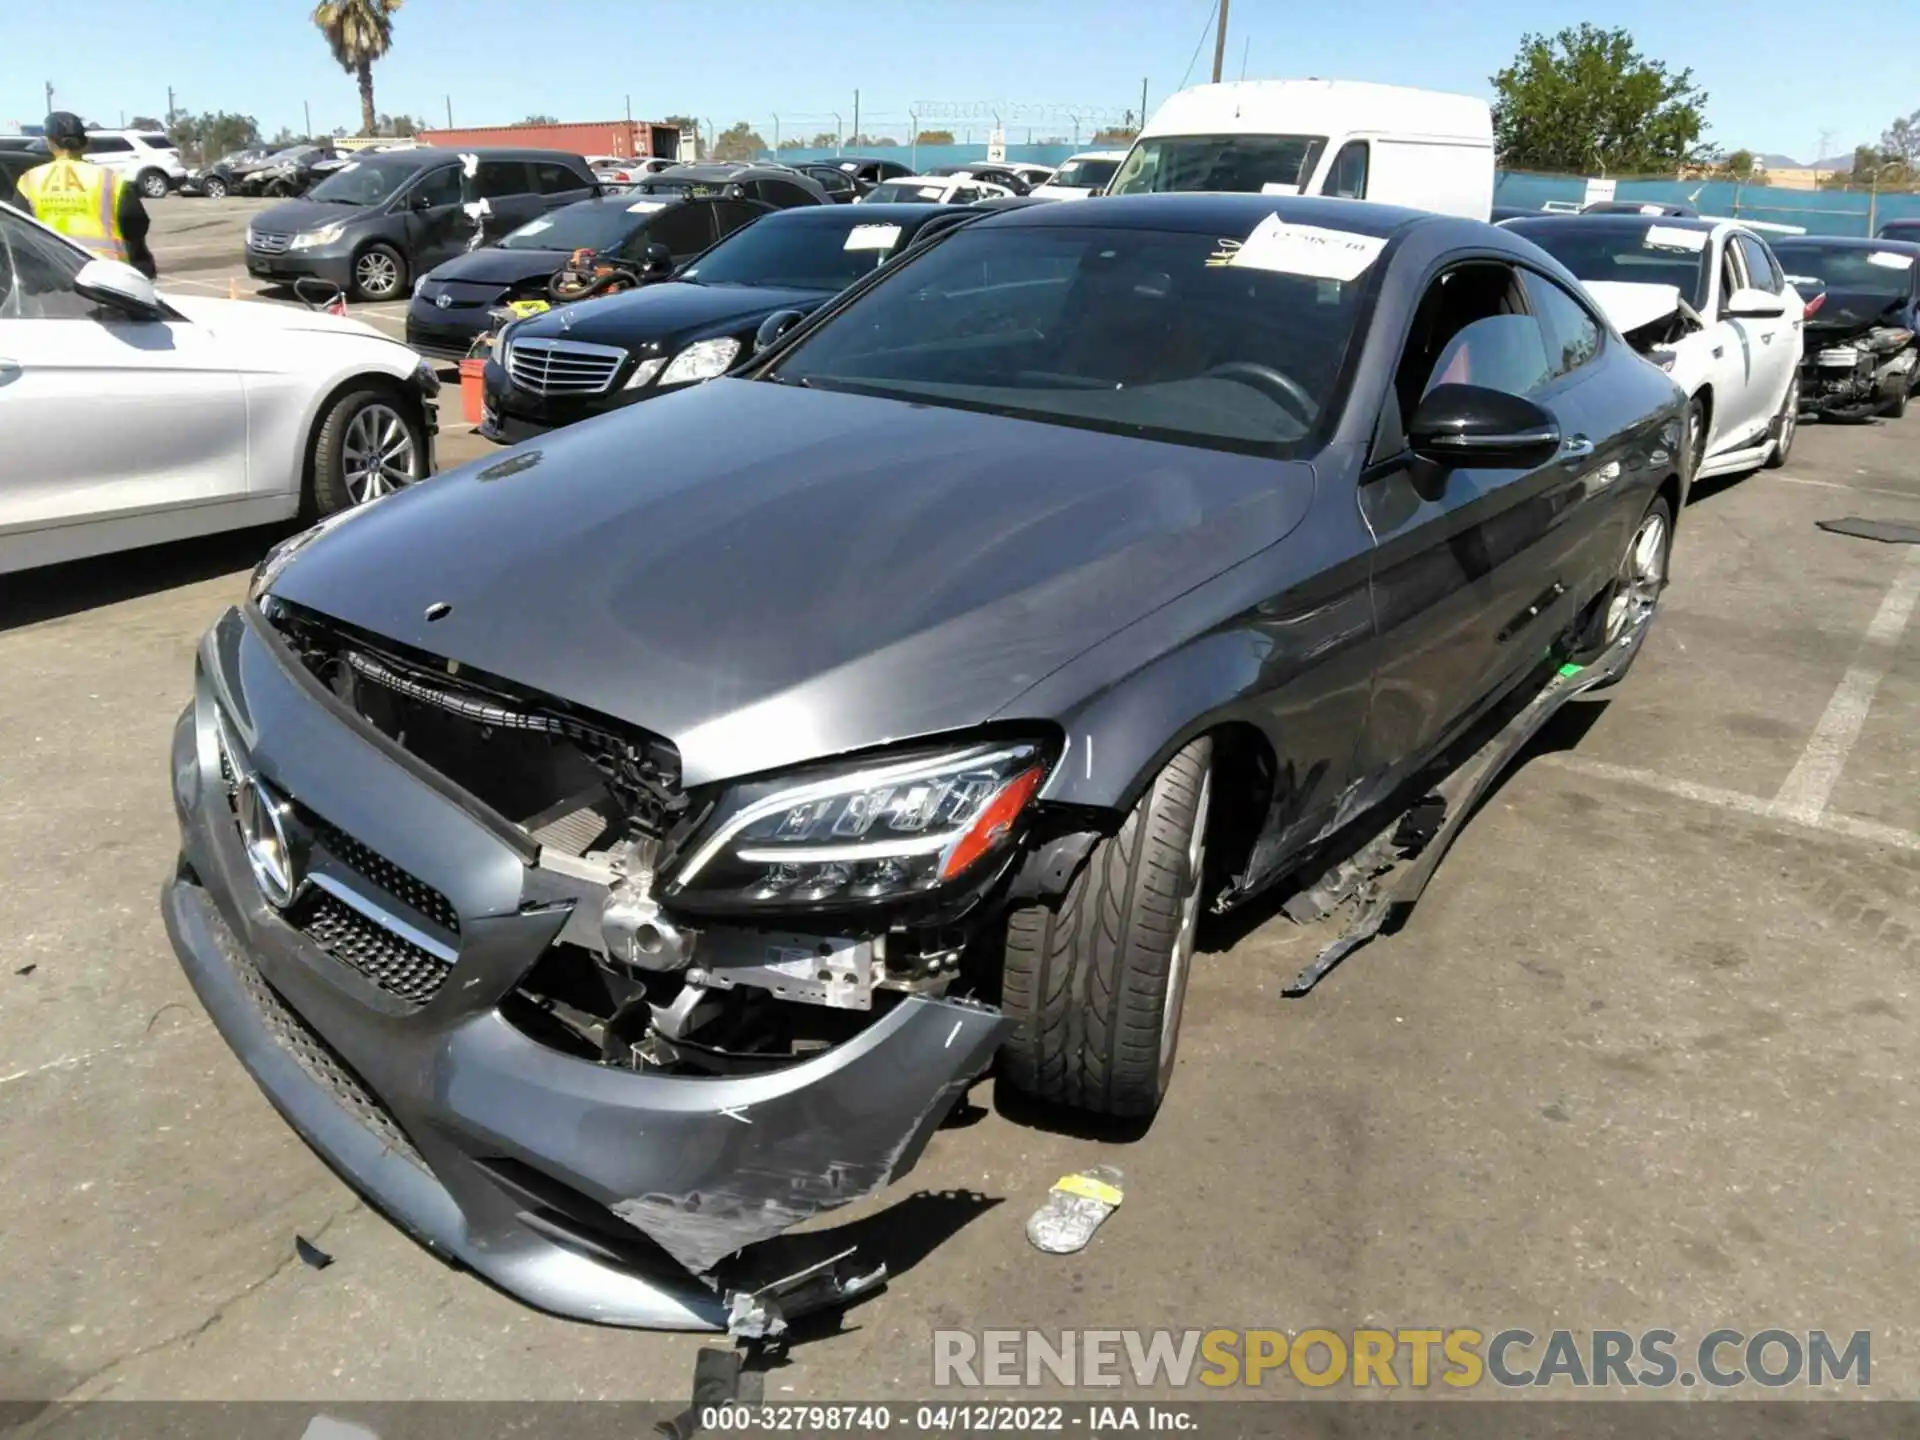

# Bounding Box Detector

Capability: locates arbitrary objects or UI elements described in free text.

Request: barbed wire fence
[738,99,1144,159]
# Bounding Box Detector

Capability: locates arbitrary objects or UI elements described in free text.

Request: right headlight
[657,336,741,386]
[669,742,1049,908]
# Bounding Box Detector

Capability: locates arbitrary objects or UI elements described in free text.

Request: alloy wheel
[354,251,400,299]
[1603,511,1668,647]
[1778,379,1799,458]
[341,403,419,504]
[1158,765,1214,1093]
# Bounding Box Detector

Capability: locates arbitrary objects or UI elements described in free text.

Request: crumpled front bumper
[163,604,1008,1331]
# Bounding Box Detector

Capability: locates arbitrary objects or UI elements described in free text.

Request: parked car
[480,203,952,441]
[1491,203,1538,222]
[827,156,917,194]
[405,193,775,359]
[794,163,861,202]
[860,174,1014,204]
[923,162,1033,195]
[1107,79,1495,219]
[1505,214,1804,480]
[184,148,274,198]
[0,203,438,574]
[173,194,1684,1333]
[1031,150,1126,199]
[631,163,828,209]
[1872,218,1920,244]
[1771,235,1920,419]
[246,148,600,301]
[1006,162,1056,189]
[76,129,189,198]
[1581,200,1699,217]
[589,155,676,188]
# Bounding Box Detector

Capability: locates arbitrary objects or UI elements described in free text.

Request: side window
[711,200,767,237]
[84,136,132,156]
[633,202,716,259]
[754,179,816,209]
[408,165,462,209]
[473,160,532,200]
[1393,262,1545,417]
[1323,140,1369,200]
[1715,241,1747,309]
[1736,235,1782,294]
[531,161,586,195]
[0,211,96,319]
[952,185,981,204]
[1521,269,1602,379]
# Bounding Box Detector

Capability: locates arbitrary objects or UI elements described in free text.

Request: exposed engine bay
[265,599,991,1078]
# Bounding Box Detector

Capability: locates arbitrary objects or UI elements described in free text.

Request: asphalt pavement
[1,212,1917,1409]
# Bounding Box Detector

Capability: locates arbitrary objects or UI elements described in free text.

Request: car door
[1734,232,1799,420]
[1702,235,1765,449]
[531,159,596,213]
[81,134,134,184]
[0,207,248,546]
[472,160,543,244]
[622,200,719,267]
[1354,258,1594,784]
[399,163,467,270]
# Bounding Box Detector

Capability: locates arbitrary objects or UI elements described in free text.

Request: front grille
[248,231,290,255]
[504,337,626,396]
[307,813,460,935]
[298,891,452,1007]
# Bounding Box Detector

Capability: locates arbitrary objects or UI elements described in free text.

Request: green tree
[1092,127,1139,145]
[914,129,955,145]
[1724,148,1754,177]
[807,130,839,148]
[1880,112,1920,168]
[166,110,262,165]
[311,0,403,137]
[129,115,164,130]
[1491,23,1712,174]
[522,114,558,126]
[712,121,767,162]
[777,136,806,150]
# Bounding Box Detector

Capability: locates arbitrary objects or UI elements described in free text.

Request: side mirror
[1407,384,1561,468]
[753,309,807,354]
[1724,286,1786,319]
[641,242,674,276]
[74,259,162,320]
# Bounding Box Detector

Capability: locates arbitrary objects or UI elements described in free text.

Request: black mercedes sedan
[404,194,775,360]
[166,195,1685,1335]
[479,203,953,442]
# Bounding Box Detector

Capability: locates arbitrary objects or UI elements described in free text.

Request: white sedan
[858,174,1015,205]
[1503,213,1805,481]
[0,201,440,575]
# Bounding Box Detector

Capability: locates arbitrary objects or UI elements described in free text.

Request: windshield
[1049,158,1121,190]
[1107,134,1325,196]
[499,203,651,252]
[868,180,949,203]
[307,156,423,206]
[768,223,1372,455]
[1508,222,1711,310]
[683,216,907,289]
[637,177,732,199]
[1772,244,1916,300]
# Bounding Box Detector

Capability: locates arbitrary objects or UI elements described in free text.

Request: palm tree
[311,0,402,137]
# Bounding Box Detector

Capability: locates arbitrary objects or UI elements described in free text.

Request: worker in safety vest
[15,112,157,278]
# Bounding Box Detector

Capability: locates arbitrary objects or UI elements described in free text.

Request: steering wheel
[1201,362,1318,427]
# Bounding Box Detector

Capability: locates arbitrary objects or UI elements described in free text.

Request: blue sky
[1,0,1905,162]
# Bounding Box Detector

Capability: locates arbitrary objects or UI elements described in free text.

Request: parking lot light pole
[1210,0,1231,83]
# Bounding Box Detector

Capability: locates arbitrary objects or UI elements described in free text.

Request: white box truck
[1106,79,1495,220]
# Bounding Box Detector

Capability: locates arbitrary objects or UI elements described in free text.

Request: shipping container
[415,119,681,160]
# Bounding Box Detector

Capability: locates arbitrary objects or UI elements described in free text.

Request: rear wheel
[351,244,407,302]
[1764,376,1799,468]
[136,167,170,200]
[201,174,229,200]
[305,384,427,517]
[1000,737,1213,1118]
[1881,382,1910,420]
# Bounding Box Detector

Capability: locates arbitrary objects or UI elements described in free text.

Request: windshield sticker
[1868,251,1915,270]
[1260,182,1301,196]
[626,200,666,213]
[1217,214,1385,281]
[1644,225,1708,252]
[1639,204,1666,215]
[844,223,902,251]
[1783,273,1821,286]
[917,186,946,199]
[517,219,553,234]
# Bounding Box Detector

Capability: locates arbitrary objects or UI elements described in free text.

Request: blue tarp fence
[1494,170,1920,237]
[754,142,1090,172]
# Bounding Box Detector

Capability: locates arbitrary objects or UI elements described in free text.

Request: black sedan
[1772,235,1920,418]
[167,195,1684,1335]
[404,194,774,360]
[479,202,953,442]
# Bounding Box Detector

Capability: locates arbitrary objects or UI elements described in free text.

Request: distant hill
[1812,153,1855,172]
[1757,152,1804,168]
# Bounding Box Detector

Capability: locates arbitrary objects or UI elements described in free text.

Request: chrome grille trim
[504,337,627,396]
[248,231,291,255]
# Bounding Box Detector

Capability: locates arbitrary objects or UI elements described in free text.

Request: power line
[1179,0,1220,91]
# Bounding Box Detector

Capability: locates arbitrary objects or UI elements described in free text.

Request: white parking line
[1769,474,1920,503]
[1539,754,1920,853]
[1769,547,1920,824]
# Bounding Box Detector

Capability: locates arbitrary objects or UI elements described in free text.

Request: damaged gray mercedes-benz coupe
[165,195,1686,1332]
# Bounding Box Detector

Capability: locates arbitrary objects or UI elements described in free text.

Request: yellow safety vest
[19,156,128,263]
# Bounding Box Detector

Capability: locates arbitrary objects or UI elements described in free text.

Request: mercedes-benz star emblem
[235,774,303,909]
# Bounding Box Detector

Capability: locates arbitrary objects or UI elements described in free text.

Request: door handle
[1561,435,1595,459]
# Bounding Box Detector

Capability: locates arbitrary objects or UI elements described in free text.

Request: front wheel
[305,385,427,517]
[1682,395,1707,481]
[1881,382,1909,420]
[351,244,407,302]
[1569,494,1674,696]
[137,168,170,200]
[1764,376,1799,468]
[201,175,229,200]
[1000,736,1213,1118]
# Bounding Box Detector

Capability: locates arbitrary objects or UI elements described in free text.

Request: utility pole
[1140,77,1149,130]
[444,95,453,129]
[832,113,842,156]
[852,89,860,147]
[167,85,176,122]
[304,101,312,139]
[772,112,780,152]
[45,81,54,115]
[625,94,633,154]
[909,111,918,170]
[1239,35,1250,79]
[1210,0,1231,84]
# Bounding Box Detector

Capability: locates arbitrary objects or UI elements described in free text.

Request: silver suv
[81,130,190,199]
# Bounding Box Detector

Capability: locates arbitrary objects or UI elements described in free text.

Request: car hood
[269,379,1316,787]
[424,247,568,287]
[252,198,372,235]
[514,282,835,349]
[161,292,401,345]
[1803,291,1908,338]
[1582,281,1686,336]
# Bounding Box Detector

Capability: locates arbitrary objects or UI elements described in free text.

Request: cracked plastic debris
[1026,1165,1124,1254]
[723,1246,888,1339]
[295,1235,335,1270]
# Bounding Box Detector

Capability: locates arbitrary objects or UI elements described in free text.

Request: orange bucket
[458,357,487,426]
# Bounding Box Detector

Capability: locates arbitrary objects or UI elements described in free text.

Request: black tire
[1881,383,1909,420]
[201,175,229,200]
[1764,376,1799,469]
[305,384,428,518]
[1682,395,1707,481]
[351,244,408,302]
[136,168,170,200]
[1000,736,1213,1118]
[1568,493,1675,696]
